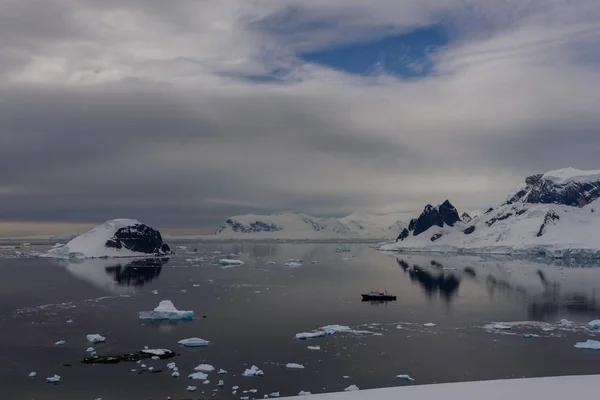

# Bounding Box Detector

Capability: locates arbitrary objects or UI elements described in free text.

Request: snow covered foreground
[282,375,600,399]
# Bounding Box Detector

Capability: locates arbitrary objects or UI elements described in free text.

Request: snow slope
[213,211,412,239]
[282,375,600,399]
[380,198,600,257]
[42,219,167,259]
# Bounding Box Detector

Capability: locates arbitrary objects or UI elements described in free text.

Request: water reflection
[60,257,169,292]
[396,258,461,302]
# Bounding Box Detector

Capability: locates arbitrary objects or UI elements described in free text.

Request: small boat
[361,291,397,301]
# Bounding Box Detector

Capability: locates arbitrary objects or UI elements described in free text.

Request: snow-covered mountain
[213,211,413,239]
[381,168,600,258]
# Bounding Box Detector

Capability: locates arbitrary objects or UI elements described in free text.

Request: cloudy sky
[1,0,600,236]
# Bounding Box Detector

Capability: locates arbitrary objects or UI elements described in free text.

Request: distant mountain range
[381,167,600,258]
[213,211,414,239]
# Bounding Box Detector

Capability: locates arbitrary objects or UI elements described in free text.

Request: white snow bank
[286,363,305,369]
[86,334,106,343]
[188,372,209,380]
[194,364,215,372]
[574,339,600,350]
[242,365,264,377]
[43,219,160,259]
[282,375,600,399]
[139,300,193,320]
[178,337,210,347]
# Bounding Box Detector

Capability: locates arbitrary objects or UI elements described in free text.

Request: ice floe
[55,340,66,345]
[172,371,180,377]
[345,385,360,391]
[217,368,228,374]
[141,349,171,356]
[178,337,210,347]
[28,372,36,377]
[574,339,600,350]
[219,259,244,267]
[307,345,321,351]
[286,363,305,369]
[203,380,210,385]
[588,320,600,330]
[194,364,215,372]
[270,392,280,397]
[139,300,193,320]
[86,347,95,353]
[242,365,264,377]
[186,385,197,392]
[298,391,312,395]
[296,331,327,340]
[86,334,106,343]
[285,262,303,268]
[396,374,415,381]
[423,323,436,327]
[46,374,61,383]
[166,362,176,370]
[522,333,537,339]
[218,380,224,387]
[188,372,209,380]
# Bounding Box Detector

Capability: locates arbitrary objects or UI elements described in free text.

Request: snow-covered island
[42,219,172,259]
[380,168,600,258]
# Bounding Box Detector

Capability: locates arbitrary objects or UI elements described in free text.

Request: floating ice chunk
[240,397,249,400]
[286,363,304,369]
[151,290,159,295]
[542,326,555,332]
[218,380,224,386]
[249,389,258,393]
[186,385,197,392]
[166,362,176,370]
[423,323,436,327]
[46,374,61,383]
[232,386,239,390]
[194,364,215,372]
[284,262,303,268]
[298,391,311,396]
[574,339,600,350]
[66,320,74,323]
[203,380,210,385]
[343,376,350,379]
[188,372,209,380]
[219,259,244,267]
[148,367,155,371]
[28,372,36,377]
[345,385,360,391]
[270,392,280,397]
[265,261,276,265]
[141,364,147,368]
[131,369,137,372]
[55,340,66,345]
[139,300,193,320]
[171,371,180,377]
[296,331,326,340]
[307,345,321,351]
[522,333,536,339]
[217,369,228,374]
[587,320,600,329]
[396,374,415,381]
[87,334,106,343]
[178,337,210,347]
[490,324,511,330]
[242,365,264,377]
[86,347,95,353]
[557,319,575,326]
[141,349,172,357]
[322,325,352,334]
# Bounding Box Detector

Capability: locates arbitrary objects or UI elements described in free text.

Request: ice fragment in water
[296,331,326,340]
[587,320,600,329]
[203,380,210,385]
[286,363,304,369]
[298,391,311,396]
[522,333,536,339]
[345,385,360,391]
[186,386,197,392]
[194,364,215,372]
[148,367,155,371]
[171,371,180,378]
[490,324,511,330]
[178,337,209,347]
[219,259,244,267]
[396,374,415,381]
[270,392,280,397]
[151,356,159,360]
[166,362,176,370]
[242,365,264,377]
[574,339,600,350]
[55,340,66,345]
[321,325,352,334]
[86,347,95,353]
[240,397,249,400]
[284,262,303,268]
[249,389,258,393]
[307,345,321,351]
[46,374,61,383]
[265,261,276,265]
[139,300,193,320]
[188,372,208,380]
[557,319,575,326]
[86,334,106,343]
[217,368,228,374]
[152,290,159,295]
[423,323,436,327]
[343,376,350,379]
[28,372,36,377]
[218,380,224,386]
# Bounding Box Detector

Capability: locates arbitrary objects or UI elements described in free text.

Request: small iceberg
[217,368,228,374]
[286,363,305,369]
[242,365,264,377]
[322,325,352,334]
[296,331,327,340]
[166,362,177,370]
[141,349,171,356]
[55,340,66,346]
[46,374,61,383]
[344,385,360,391]
[178,337,210,347]
[298,391,312,396]
[139,300,193,320]
[171,371,180,377]
[423,323,436,327]
[265,261,276,265]
[219,259,244,267]
[557,319,575,326]
[396,374,415,381]
[203,380,210,385]
[574,339,600,350]
[86,347,95,353]
[186,385,197,392]
[307,345,321,351]
[587,320,600,330]
[188,372,209,380]
[194,364,215,372]
[270,392,280,397]
[490,324,511,330]
[284,262,303,268]
[86,334,106,343]
[522,333,536,339]
[218,380,224,387]
[28,372,36,378]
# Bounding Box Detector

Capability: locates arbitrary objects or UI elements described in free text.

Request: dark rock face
[430,232,443,242]
[463,226,476,235]
[537,211,560,237]
[215,219,282,234]
[461,212,472,223]
[508,173,600,207]
[105,224,170,255]
[485,212,513,227]
[396,228,410,242]
[396,200,460,240]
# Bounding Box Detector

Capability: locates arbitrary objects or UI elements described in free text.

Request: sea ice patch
[217,368,228,374]
[186,385,197,392]
[423,323,436,327]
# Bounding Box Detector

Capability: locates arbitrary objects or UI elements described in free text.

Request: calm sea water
[1,242,599,400]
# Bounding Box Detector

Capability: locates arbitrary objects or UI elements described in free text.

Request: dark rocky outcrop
[215,219,282,234]
[463,225,476,235]
[396,200,460,241]
[461,212,472,223]
[430,232,443,242]
[508,172,600,207]
[105,224,171,255]
[485,213,513,227]
[536,211,560,237]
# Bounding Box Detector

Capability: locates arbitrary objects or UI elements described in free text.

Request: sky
[1,0,600,236]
